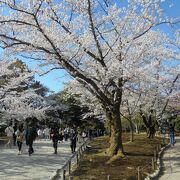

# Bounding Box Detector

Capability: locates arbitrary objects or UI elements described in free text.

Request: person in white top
[15,124,25,155]
[82,132,86,142]
[5,122,14,148]
[37,128,43,140]
[43,127,50,140]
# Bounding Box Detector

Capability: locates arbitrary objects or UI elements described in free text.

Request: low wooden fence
[51,139,89,180]
[56,143,162,180]
[51,139,165,180]
[137,144,162,180]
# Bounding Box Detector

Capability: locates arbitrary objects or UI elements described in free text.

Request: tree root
[106,150,125,164]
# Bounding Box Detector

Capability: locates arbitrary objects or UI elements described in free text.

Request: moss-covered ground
[70,133,168,180]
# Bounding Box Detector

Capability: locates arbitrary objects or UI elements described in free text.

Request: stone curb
[145,143,170,180]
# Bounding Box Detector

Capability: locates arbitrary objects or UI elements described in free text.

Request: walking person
[50,125,59,154]
[70,132,77,153]
[77,128,81,144]
[43,126,50,141]
[13,122,18,146]
[15,124,25,155]
[5,122,14,148]
[26,117,37,156]
[58,128,64,143]
[82,131,86,142]
[37,128,43,140]
[169,123,175,146]
[64,127,69,141]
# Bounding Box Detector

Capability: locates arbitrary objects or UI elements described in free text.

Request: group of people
[5,118,37,156]
[4,118,88,156]
[50,125,82,154]
[37,127,50,140]
[158,122,176,146]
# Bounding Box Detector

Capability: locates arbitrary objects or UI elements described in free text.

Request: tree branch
[87,0,105,67]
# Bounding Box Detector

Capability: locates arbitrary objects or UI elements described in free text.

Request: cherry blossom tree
[0,0,179,156]
[120,57,180,139]
[0,59,47,121]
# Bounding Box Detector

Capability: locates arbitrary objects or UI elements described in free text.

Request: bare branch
[39,67,62,76]
[0,20,38,28]
[87,0,105,67]
[160,74,179,115]
[0,33,54,54]
[133,21,180,41]
[48,2,107,68]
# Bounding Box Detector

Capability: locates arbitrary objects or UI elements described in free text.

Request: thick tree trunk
[148,125,156,138]
[107,108,123,156]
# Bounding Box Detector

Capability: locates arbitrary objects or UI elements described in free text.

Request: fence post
[68,160,71,175]
[156,145,159,152]
[63,170,66,180]
[84,143,86,150]
[79,146,82,155]
[76,153,79,164]
[152,158,155,170]
[78,149,80,159]
[81,144,84,151]
[137,166,141,180]
[154,149,157,162]
[107,175,110,180]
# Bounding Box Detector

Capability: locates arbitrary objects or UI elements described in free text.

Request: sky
[34,69,72,93]
[22,58,73,93]
[0,0,179,93]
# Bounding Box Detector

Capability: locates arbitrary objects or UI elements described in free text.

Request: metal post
[107,175,110,180]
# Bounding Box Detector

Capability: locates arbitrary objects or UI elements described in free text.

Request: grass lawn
[70,133,168,180]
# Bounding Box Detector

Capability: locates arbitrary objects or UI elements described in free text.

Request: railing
[51,136,168,180]
[136,144,163,180]
[51,139,89,180]
[54,143,163,180]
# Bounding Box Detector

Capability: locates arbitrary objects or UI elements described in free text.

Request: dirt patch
[70,133,168,180]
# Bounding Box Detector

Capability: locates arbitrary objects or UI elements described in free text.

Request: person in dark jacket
[169,123,175,146]
[26,117,37,156]
[50,125,59,154]
[70,132,77,153]
[13,122,18,146]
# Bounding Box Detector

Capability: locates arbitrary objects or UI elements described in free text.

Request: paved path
[0,140,77,180]
[159,136,180,180]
